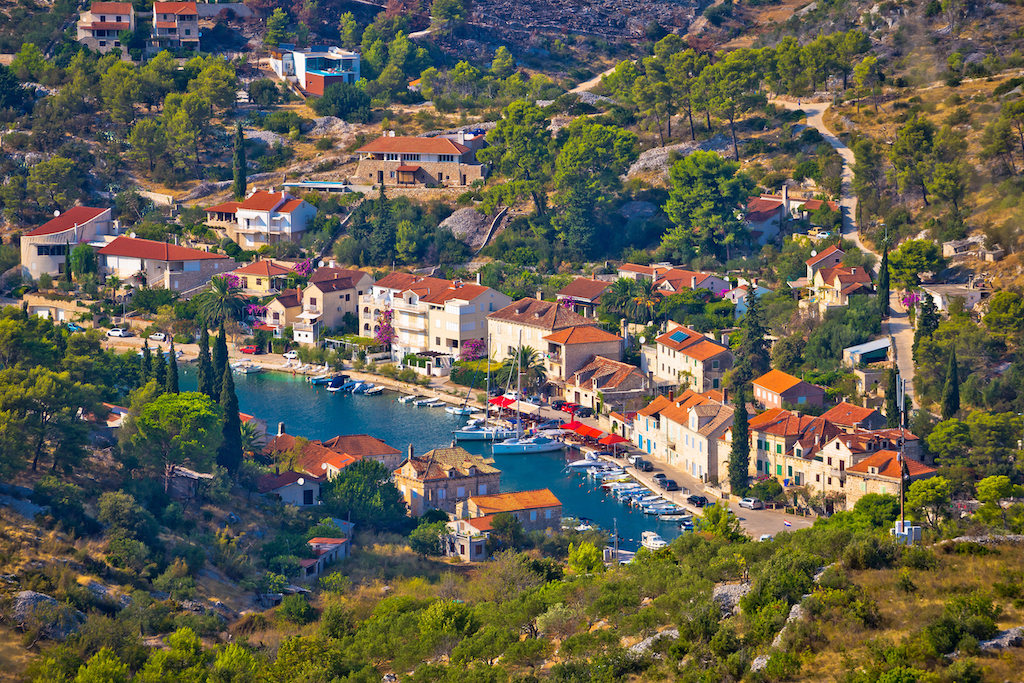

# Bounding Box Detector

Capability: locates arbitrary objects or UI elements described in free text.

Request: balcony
[392,299,421,312]
[394,315,427,331]
[304,305,320,315]
[294,322,316,332]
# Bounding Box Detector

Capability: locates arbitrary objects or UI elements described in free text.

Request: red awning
[489,396,514,407]
[599,434,629,446]
[578,425,604,439]
[561,421,583,431]
[254,324,277,331]
[396,165,420,172]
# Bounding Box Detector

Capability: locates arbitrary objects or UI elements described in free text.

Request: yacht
[641,531,668,551]
[491,434,565,455]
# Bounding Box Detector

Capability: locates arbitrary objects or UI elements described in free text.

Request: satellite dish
[130,231,137,239]
[318,261,325,268]
[810,250,817,257]
[53,210,61,217]
[639,336,646,345]
[297,477,304,486]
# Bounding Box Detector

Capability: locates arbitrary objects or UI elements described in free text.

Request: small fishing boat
[659,511,693,522]
[231,361,262,374]
[364,385,385,395]
[398,394,420,403]
[641,531,668,551]
[445,405,476,415]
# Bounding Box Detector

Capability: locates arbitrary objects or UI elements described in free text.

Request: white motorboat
[491,435,565,455]
[641,531,668,551]
[231,361,262,374]
[445,405,475,415]
[398,394,419,403]
[364,385,385,395]
[454,424,517,441]
[414,397,438,406]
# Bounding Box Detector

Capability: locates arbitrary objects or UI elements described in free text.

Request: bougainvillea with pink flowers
[460,338,486,361]
[560,296,577,310]
[902,291,921,308]
[295,259,313,277]
[246,303,268,318]
[217,273,242,290]
[374,309,396,346]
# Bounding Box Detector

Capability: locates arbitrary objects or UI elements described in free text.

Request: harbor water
[182,370,685,549]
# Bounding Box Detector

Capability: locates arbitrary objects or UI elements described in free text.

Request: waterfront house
[77,2,135,53]
[206,190,317,249]
[455,489,562,533]
[151,2,199,51]
[299,536,350,579]
[556,278,612,319]
[232,259,295,294]
[542,325,623,387]
[752,369,826,410]
[270,44,361,95]
[564,355,650,414]
[257,470,323,507]
[21,207,116,279]
[264,288,303,334]
[355,133,486,187]
[819,402,886,432]
[487,298,596,365]
[393,446,500,517]
[650,322,733,392]
[97,236,235,292]
[744,408,841,488]
[366,273,510,363]
[295,267,374,345]
[264,428,360,480]
[321,434,404,471]
[845,450,936,507]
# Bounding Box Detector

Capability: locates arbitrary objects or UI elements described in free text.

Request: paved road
[771,97,917,407]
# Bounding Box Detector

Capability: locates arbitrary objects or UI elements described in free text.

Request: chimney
[476,272,481,285]
[278,421,286,436]
[752,277,758,287]
[851,268,857,275]
[536,289,543,301]
[329,259,337,268]
[668,389,674,401]
[408,443,414,460]
[782,184,789,213]
[275,466,280,475]
[722,387,728,405]
[793,411,801,420]
[814,434,820,445]
[691,276,697,289]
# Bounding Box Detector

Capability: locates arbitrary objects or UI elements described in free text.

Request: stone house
[650,323,733,392]
[752,369,827,410]
[206,190,317,249]
[556,277,612,319]
[653,269,731,297]
[263,288,303,334]
[845,450,936,507]
[455,489,562,533]
[810,265,873,310]
[256,470,324,507]
[321,434,404,471]
[295,267,374,344]
[21,207,116,279]
[746,408,842,487]
[151,2,199,51]
[97,236,235,292]
[487,298,596,366]
[355,134,486,187]
[541,325,623,386]
[393,446,500,517]
[76,2,135,53]
[563,355,651,413]
[819,402,886,432]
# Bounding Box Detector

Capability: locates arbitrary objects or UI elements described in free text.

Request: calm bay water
[181,369,683,549]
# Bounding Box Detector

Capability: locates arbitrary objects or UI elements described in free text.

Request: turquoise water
[181,370,684,549]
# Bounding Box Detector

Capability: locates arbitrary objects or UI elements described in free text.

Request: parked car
[686,494,709,508]
[652,473,667,485]
[662,479,679,491]
[283,350,299,360]
[634,459,653,472]
[559,402,580,414]
[65,322,84,333]
[575,406,594,418]
[240,345,260,354]
[551,399,567,411]
[739,497,765,510]
[627,454,644,466]
[148,332,166,342]
[106,328,132,337]
[759,534,774,542]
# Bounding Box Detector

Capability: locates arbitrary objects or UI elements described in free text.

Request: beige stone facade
[393,447,501,517]
[21,207,115,279]
[356,158,486,187]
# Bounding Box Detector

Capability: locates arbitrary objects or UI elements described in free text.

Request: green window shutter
[788,466,793,477]
[776,464,782,476]
[776,444,782,454]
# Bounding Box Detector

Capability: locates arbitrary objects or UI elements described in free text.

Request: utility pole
[897,374,906,532]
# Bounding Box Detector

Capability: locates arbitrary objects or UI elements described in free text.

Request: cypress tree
[198,326,215,397]
[735,287,770,387]
[166,340,179,393]
[232,122,246,201]
[218,365,243,473]
[141,342,151,384]
[913,294,939,362]
[154,347,167,388]
[885,367,900,428]
[212,322,228,402]
[941,346,960,421]
[877,242,890,319]
[728,386,750,495]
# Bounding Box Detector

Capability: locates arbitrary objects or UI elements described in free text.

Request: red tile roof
[557,277,611,302]
[234,260,294,277]
[488,298,593,331]
[310,266,368,284]
[155,21,177,28]
[681,339,731,361]
[806,244,844,267]
[753,369,804,395]
[321,434,401,458]
[273,288,302,309]
[618,263,656,276]
[256,470,322,493]
[238,190,288,212]
[309,277,357,294]
[308,537,348,545]
[802,198,840,212]
[654,268,719,291]
[153,2,197,14]
[746,197,785,223]
[468,488,561,514]
[373,272,419,291]
[820,402,880,427]
[818,266,872,288]
[542,326,622,345]
[98,236,230,262]
[25,207,108,237]
[570,355,645,391]
[90,2,132,13]
[278,199,304,214]
[356,136,470,155]
[846,450,936,478]
[421,283,491,305]
[205,201,242,214]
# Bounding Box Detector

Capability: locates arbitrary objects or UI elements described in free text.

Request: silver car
[739,497,764,510]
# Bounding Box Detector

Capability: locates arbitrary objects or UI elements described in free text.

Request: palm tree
[105,275,121,301]
[240,420,266,459]
[601,278,636,318]
[196,275,246,325]
[628,278,659,324]
[497,346,548,393]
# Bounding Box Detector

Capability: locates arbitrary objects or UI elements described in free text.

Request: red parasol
[488,396,514,407]
[561,420,584,431]
[578,425,604,439]
[599,434,629,446]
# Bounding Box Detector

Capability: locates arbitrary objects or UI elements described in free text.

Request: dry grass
[0,628,33,683]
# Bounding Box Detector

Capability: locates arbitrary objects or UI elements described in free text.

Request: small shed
[843,338,891,366]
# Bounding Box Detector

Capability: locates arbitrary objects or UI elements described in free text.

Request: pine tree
[218,366,243,473]
[232,122,246,201]
[166,340,179,393]
[154,347,167,388]
[941,346,960,421]
[212,322,228,402]
[913,294,939,362]
[141,342,151,384]
[198,326,215,398]
[728,386,750,495]
[885,367,900,428]
[877,242,890,319]
[735,286,770,387]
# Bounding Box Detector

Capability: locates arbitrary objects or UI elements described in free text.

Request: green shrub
[277,594,316,624]
[262,110,308,134]
[900,546,938,570]
[315,137,334,150]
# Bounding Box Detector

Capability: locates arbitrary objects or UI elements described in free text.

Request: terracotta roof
[468,489,561,514]
[542,326,622,346]
[750,409,840,447]
[98,236,229,262]
[356,136,470,155]
[421,283,491,305]
[278,199,304,214]
[308,537,348,545]
[846,450,936,478]
[90,2,132,13]
[488,298,593,331]
[557,277,611,302]
[256,470,322,493]
[263,434,357,476]
[205,201,241,214]
[746,197,785,223]
[802,199,840,212]
[234,260,293,277]
[373,272,419,291]
[298,558,319,568]
[397,447,498,481]
[321,434,401,458]
[309,277,356,293]
[310,266,368,284]
[618,263,656,276]
[155,21,176,28]
[748,407,789,431]
[238,190,288,212]
[806,244,844,267]
[820,402,880,428]
[655,324,705,352]
[638,395,674,417]
[570,355,645,391]
[25,207,108,237]
[752,369,804,395]
[681,339,730,361]
[659,390,713,424]
[153,2,197,14]
[872,428,919,442]
[818,266,872,288]
[465,515,496,532]
[654,268,718,291]
[273,288,302,309]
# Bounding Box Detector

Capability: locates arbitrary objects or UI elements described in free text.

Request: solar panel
[669,331,688,343]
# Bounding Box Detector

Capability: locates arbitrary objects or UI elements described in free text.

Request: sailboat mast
[516,331,523,438]
[485,333,491,430]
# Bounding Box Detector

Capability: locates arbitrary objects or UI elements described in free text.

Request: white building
[97,236,235,292]
[206,190,317,249]
[723,279,773,319]
[650,322,733,391]
[21,206,117,279]
[270,44,361,95]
